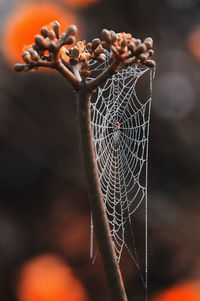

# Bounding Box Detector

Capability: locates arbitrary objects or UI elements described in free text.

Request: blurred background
[0,0,200,300]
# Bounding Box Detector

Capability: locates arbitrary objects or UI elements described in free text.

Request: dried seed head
[14,22,156,80]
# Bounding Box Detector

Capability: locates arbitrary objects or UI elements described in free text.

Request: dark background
[0,0,200,300]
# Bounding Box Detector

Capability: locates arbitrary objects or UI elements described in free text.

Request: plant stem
[77,86,128,301]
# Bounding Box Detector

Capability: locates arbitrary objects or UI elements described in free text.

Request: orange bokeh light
[153,282,200,301]
[2,2,80,66]
[18,254,88,301]
[60,0,100,8]
[187,25,200,62]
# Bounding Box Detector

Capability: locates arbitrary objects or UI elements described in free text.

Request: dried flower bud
[35,35,47,49]
[139,53,148,63]
[145,41,152,49]
[70,46,79,58]
[22,51,32,64]
[144,38,153,49]
[121,39,127,48]
[43,40,51,49]
[24,65,32,72]
[65,25,78,37]
[128,43,136,53]
[145,59,156,67]
[41,27,49,38]
[32,44,40,52]
[96,53,106,62]
[14,63,26,72]
[102,29,112,43]
[64,36,75,45]
[134,39,141,46]
[29,48,40,61]
[49,29,56,40]
[92,38,101,50]
[94,44,104,56]
[110,31,117,43]
[134,44,147,56]
[145,37,153,42]
[87,43,92,50]
[101,41,108,49]
[148,49,154,57]
[144,37,153,49]
[52,21,60,39]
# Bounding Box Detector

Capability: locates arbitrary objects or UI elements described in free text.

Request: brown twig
[14,21,156,301]
[78,86,128,301]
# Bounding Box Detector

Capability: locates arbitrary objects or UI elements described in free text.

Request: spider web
[89,53,154,289]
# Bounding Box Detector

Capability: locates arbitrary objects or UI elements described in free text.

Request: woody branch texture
[14,21,155,301]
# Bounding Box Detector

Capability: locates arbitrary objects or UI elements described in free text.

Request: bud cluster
[101,29,156,68]
[14,22,78,72]
[14,21,155,89]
